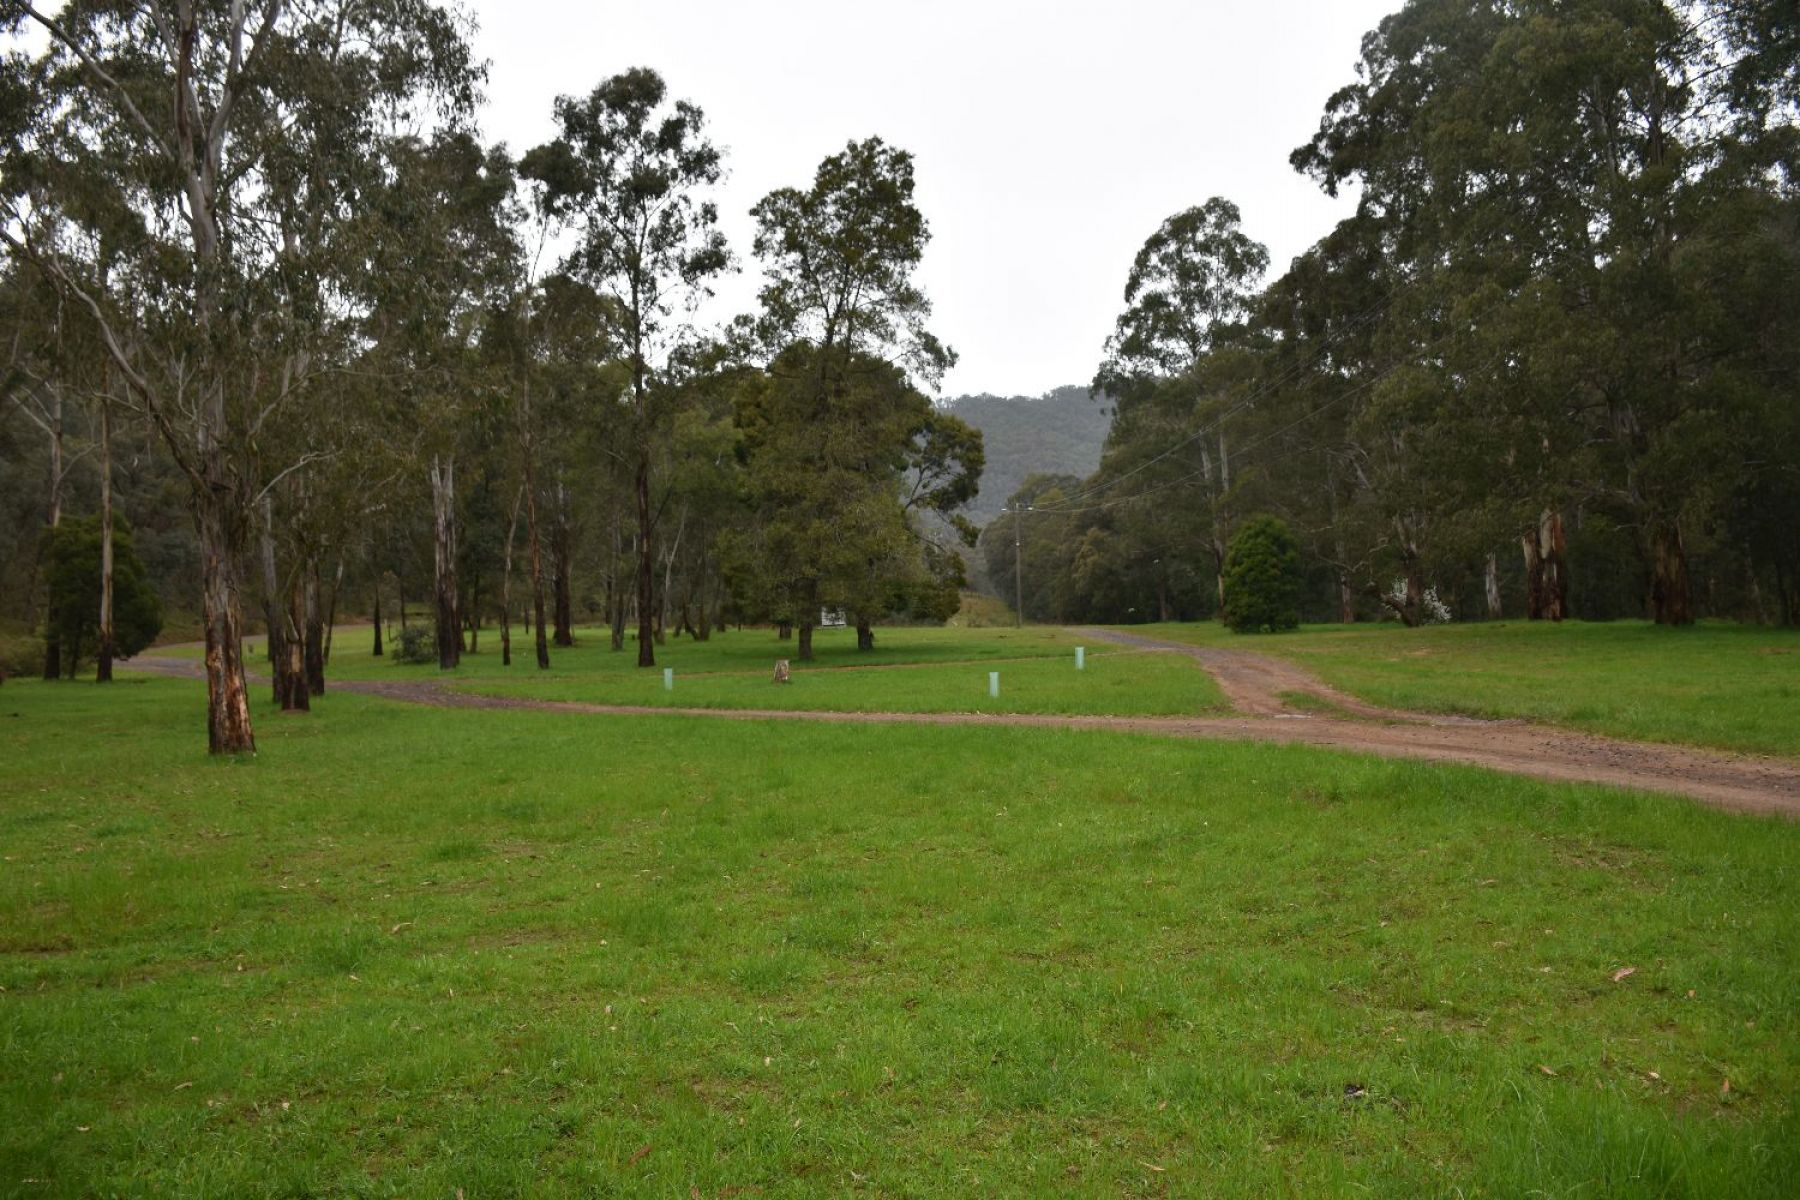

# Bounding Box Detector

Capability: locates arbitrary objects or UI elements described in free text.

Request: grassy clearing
[1131,620,1800,756]
[158,623,1229,718]
[2,678,1795,1196]
[157,622,1088,676]
[459,644,1223,717]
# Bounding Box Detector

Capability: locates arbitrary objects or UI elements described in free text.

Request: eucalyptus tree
[3,264,91,677]
[1293,0,1800,625]
[361,131,519,670]
[744,137,977,651]
[725,346,981,659]
[522,67,731,668]
[2,0,483,749]
[751,137,954,389]
[1092,199,1269,614]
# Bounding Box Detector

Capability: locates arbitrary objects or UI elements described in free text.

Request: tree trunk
[259,498,286,705]
[856,618,874,652]
[429,455,461,670]
[281,577,309,713]
[41,385,64,681]
[635,455,656,667]
[1650,521,1693,626]
[501,485,521,668]
[523,467,550,670]
[551,483,574,646]
[196,497,257,753]
[777,621,792,641]
[1522,509,1568,621]
[1403,565,1425,627]
[323,560,342,666]
[1337,573,1356,624]
[372,591,384,656]
[303,557,325,695]
[1484,553,1503,620]
[96,399,115,683]
[797,580,818,661]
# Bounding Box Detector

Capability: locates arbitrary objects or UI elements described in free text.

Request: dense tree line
[985,0,1798,629]
[0,3,980,749]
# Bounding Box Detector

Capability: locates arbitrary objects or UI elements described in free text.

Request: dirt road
[129,635,1800,819]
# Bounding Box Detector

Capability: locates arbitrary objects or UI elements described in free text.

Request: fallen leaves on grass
[628,1144,652,1165]
[1537,1065,1558,1077]
[1610,966,1637,983]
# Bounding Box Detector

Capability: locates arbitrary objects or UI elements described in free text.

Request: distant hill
[943,385,1112,528]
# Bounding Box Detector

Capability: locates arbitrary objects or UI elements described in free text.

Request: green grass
[163,622,1088,677]
[2,677,1795,1196]
[459,643,1223,717]
[160,623,1229,718]
[1130,620,1800,756]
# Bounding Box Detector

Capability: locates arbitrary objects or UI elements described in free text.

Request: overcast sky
[468,1,1402,398]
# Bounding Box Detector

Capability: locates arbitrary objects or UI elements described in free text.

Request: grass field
[158,624,1230,718]
[1130,620,1800,757]
[2,677,1795,1196]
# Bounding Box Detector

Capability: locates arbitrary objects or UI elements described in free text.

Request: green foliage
[723,346,981,640]
[42,516,163,673]
[750,136,952,387]
[389,624,436,664]
[1222,516,1302,633]
[0,628,44,681]
[982,2,1798,632]
[1095,196,1269,390]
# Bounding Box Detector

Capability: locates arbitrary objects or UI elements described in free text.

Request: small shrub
[1222,515,1303,633]
[0,632,44,682]
[390,624,436,664]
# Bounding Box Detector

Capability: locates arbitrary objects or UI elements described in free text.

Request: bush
[0,631,44,682]
[1222,515,1303,633]
[390,624,436,664]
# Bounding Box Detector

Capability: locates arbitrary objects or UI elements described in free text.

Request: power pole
[1012,504,1031,627]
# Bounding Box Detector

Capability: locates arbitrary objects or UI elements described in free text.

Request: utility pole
[1012,503,1031,627]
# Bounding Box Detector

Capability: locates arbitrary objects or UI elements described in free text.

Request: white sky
[22,2,1403,398]
[466,1,1401,398]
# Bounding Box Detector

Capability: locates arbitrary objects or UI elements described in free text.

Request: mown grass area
[2,678,1795,1196]
[158,622,1086,676]
[157,623,1230,718]
[1131,620,1800,757]
[460,643,1223,717]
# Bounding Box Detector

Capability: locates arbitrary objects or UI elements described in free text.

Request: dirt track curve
[130,632,1800,819]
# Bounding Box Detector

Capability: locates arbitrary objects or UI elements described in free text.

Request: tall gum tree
[3,0,483,748]
[522,68,731,669]
[1292,0,1799,625]
[747,137,968,654]
[1093,198,1269,615]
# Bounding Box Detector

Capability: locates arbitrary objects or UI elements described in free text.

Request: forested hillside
[940,387,1111,527]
